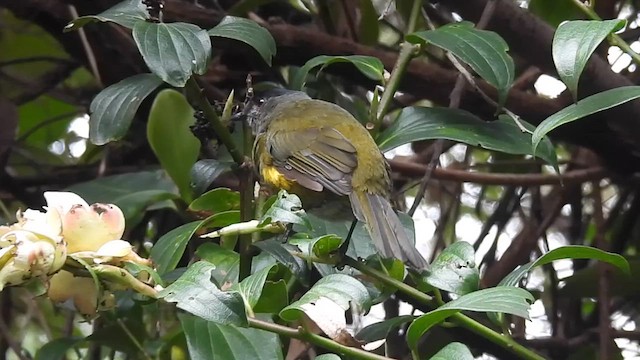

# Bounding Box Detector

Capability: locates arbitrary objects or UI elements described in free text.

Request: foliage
[1,0,639,359]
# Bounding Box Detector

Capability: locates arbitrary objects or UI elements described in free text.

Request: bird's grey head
[245,88,310,135]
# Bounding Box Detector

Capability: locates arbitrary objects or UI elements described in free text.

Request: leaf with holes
[425,241,479,295]
[159,261,247,326]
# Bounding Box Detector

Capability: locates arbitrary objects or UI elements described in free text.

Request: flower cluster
[0,192,154,316]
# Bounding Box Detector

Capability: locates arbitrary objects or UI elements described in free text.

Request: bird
[246,88,427,269]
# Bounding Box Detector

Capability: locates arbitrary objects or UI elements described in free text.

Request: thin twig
[67,5,102,87]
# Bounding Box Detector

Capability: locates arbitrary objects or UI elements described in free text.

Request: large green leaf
[429,342,473,360]
[133,22,211,87]
[280,274,371,321]
[89,73,163,145]
[559,259,640,298]
[160,261,247,326]
[260,190,311,229]
[378,107,558,168]
[196,243,240,286]
[151,221,203,275]
[424,241,479,295]
[208,16,276,66]
[66,170,178,224]
[233,264,276,310]
[553,20,626,100]
[498,245,630,287]
[532,86,640,153]
[408,22,515,105]
[147,89,200,202]
[189,188,241,214]
[406,287,534,350]
[529,0,581,27]
[358,0,379,45]
[64,0,147,31]
[253,240,309,285]
[66,170,176,202]
[180,314,283,360]
[355,315,415,343]
[35,338,84,360]
[291,55,385,90]
[190,159,233,196]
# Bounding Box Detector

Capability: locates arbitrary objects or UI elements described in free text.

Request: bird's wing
[266,127,357,195]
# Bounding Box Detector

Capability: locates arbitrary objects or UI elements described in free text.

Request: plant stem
[571,0,640,66]
[248,317,392,360]
[343,257,433,302]
[238,117,256,281]
[375,42,418,127]
[453,314,545,360]
[185,77,244,165]
[342,257,545,360]
[406,0,423,34]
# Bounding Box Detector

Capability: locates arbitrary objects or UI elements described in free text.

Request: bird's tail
[349,191,427,269]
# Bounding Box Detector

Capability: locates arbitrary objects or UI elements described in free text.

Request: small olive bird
[247,88,427,269]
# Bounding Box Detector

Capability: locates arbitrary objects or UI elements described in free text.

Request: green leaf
[406,287,534,350]
[429,342,474,360]
[498,245,630,287]
[64,0,147,32]
[89,73,163,145]
[408,22,515,105]
[147,89,200,201]
[291,55,385,90]
[358,0,379,45]
[190,159,233,196]
[196,242,240,286]
[151,221,202,275]
[355,315,415,343]
[290,234,344,259]
[66,170,176,202]
[378,107,558,169]
[160,261,247,326]
[208,16,276,66]
[260,190,311,229]
[254,279,289,313]
[529,0,581,27]
[35,337,84,360]
[234,264,276,310]
[280,274,371,321]
[553,20,626,100]
[425,241,479,295]
[253,239,309,285]
[532,86,640,153]
[66,170,178,224]
[133,22,211,87]
[180,313,283,360]
[559,258,640,298]
[189,188,240,214]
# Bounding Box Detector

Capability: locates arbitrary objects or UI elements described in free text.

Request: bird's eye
[259,98,266,104]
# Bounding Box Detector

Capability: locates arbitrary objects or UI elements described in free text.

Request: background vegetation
[2,0,640,359]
